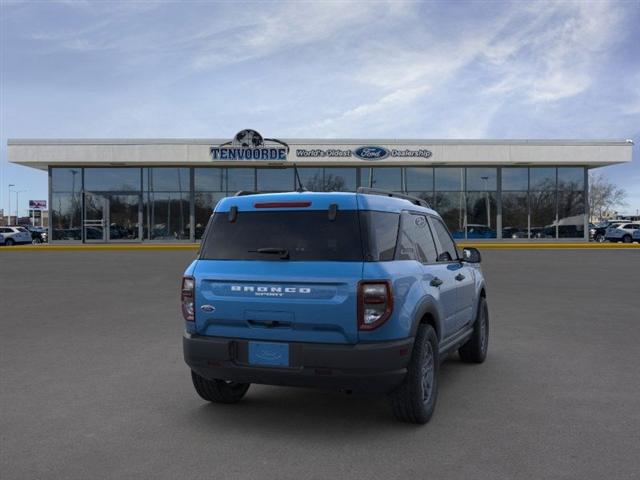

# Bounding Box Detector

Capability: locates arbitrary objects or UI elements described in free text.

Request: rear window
[200,210,364,261]
[200,209,401,262]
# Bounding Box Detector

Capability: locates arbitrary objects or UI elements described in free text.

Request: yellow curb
[458,243,640,249]
[1,244,200,251]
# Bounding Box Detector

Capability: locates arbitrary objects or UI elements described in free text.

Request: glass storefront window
[434,192,465,238]
[109,195,141,240]
[502,168,528,191]
[227,168,255,193]
[529,168,556,191]
[85,168,141,192]
[502,192,528,239]
[144,168,189,192]
[557,191,585,238]
[145,192,189,240]
[51,192,82,240]
[195,192,226,239]
[558,167,584,191]
[405,167,433,192]
[297,168,324,191]
[324,168,356,191]
[51,168,82,193]
[407,191,433,205]
[466,192,497,238]
[466,168,497,191]
[195,168,225,191]
[256,168,294,192]
[435,168,464,191]
[366,167,402,191]
[530,190,556,238]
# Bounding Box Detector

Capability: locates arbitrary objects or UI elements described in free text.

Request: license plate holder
[248,341,290,367]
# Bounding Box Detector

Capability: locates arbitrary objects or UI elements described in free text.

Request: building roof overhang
[7,138,634,171]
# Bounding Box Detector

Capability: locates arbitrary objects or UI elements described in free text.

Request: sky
[1,0,639,217]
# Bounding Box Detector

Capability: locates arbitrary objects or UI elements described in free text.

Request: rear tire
[191,370,250,404]
[459,297,489,363]
[622,235,632,243]
[5,238,14,246]
[389,324,439,424]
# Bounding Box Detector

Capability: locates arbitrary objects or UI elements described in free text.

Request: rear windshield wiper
[248,247,290,260]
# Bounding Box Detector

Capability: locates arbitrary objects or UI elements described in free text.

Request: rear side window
[397,212,438,263]
[17,227,28,232]
[429,217,458,262]
[201,210,363,261]
[359,211,399,261]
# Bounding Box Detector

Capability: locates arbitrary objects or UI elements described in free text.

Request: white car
[605,223,640,243]
[0,226,32,246]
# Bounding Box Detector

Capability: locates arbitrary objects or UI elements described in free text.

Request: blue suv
[182,188,488,423]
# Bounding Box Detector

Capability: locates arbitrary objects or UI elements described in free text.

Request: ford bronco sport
[182,188,488,424]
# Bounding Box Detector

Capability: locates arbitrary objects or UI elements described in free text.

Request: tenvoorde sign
[211,129,289,161]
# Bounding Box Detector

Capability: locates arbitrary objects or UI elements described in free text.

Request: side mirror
[462,247,481,263]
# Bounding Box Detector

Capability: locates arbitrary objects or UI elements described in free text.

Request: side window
[396,213,438,263]
[429,217,458,262]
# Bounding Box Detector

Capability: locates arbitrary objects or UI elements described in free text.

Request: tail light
[358,281,393,330]
[181,276,195,322]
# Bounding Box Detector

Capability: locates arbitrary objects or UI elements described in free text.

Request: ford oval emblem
[354,146,389,160]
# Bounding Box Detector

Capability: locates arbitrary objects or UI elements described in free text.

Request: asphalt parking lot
[1,249,639,479]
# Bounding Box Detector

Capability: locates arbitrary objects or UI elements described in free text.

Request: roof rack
[357,187,431,208]
[233,190,259,196]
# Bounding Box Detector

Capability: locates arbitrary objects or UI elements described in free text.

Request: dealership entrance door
[83,193,142,242]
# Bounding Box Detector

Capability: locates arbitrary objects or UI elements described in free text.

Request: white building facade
[8,132,633,242]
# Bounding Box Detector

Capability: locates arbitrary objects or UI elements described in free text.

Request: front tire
[389,324,439,424]
[459,297,489,363]
[191,370,250,404]
[595,233,605,243]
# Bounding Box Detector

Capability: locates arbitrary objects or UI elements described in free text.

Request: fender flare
[409,298,443,341]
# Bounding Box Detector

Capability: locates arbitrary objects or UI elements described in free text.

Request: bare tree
[589,172,627,221]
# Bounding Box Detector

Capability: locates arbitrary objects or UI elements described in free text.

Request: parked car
[591,220,626,242]
[182,189,488,424]
[632,229,640,243]
[605,223,640,243]
[502,227,528,239]
[21,225,48,244]
[0,226,33,245]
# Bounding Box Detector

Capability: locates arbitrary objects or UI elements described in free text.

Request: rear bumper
[183,333,414,393]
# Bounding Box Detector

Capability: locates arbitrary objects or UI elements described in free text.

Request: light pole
[8,184,15,225]
[15,190,27,224]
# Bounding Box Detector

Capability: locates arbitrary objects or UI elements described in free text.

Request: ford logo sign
[354,146,389,160]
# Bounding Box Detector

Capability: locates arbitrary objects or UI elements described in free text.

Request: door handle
[430,277,443,287]
[455,273,466,281]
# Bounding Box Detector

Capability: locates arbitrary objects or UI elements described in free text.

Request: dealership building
[7,132,633,243]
